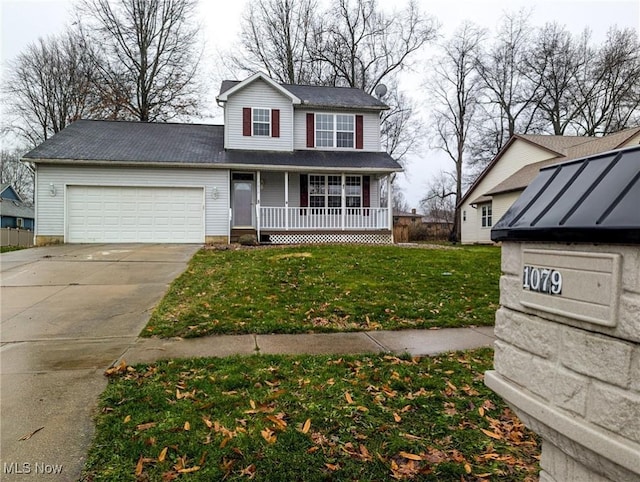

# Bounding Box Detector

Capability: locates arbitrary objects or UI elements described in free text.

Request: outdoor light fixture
[49,183,57,197]
[211,186,219,200]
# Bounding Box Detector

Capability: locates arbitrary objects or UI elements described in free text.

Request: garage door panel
[67,186,204,243]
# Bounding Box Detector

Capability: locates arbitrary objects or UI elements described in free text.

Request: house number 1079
[522,265,563,295]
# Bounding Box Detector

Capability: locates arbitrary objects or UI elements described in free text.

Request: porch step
[230,229,257,244]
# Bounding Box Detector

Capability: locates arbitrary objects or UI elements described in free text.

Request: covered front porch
[230,170,394,244]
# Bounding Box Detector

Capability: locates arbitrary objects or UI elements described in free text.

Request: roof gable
[460,127,640,206]
[0,183,22,202]
[216,72,301,104]
[218,75,389,111]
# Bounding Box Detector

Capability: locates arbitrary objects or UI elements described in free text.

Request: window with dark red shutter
[356,115,363,149]
[363,175,370,216]
[306,113,314,147]
[272,109,280,137]
[242,108,251,136]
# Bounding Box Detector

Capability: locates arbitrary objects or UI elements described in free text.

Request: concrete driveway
[0,243,200,481]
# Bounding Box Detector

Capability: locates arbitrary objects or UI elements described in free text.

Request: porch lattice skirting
[266,232,393,244]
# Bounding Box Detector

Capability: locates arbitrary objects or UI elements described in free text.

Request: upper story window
[315,114,355,148]
[243,107,280,138]
[481,204,492,228]
[252,108,271,136]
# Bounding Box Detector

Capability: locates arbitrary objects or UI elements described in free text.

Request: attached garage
[66,186,204,243]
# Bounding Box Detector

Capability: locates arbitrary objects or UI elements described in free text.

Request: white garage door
[67,186,204,243]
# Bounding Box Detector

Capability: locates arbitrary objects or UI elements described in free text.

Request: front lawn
[83,349,539,481]
[145,245,500,338]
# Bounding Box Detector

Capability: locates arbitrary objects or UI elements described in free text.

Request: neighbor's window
[463,210,466,222]
[315,114,355,148]
[253,108,271,136]
[481,204,492,228]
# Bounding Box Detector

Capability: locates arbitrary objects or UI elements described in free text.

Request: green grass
[144,245,500,338]
[0,245,29,253]
[83,349,539,481]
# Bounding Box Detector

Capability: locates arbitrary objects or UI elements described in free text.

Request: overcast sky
[1,0,639,207]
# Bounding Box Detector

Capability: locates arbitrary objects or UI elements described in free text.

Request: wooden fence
[1,228,34,248]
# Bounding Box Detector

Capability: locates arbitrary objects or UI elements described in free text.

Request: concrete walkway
[121,326,496,364]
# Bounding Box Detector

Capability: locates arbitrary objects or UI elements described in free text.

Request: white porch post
[341,173,346,230]
[284,171,289,231]
[388,174,394,238]
[256,171,261,240]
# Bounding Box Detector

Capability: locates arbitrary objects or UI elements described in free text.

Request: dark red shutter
[243,108,251,136]
[300,174,308,215]
[306,113,314,147]
[356,115,364,149]
[272,109,280,137]
[363,175,370,216]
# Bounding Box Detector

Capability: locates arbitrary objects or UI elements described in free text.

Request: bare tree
[379,78,424,161]
[310,0,436,92]
[523,23,591,135]
[392,188,410,213]
[429,23,484,242]
[420,171,455,225]
[572,27,640,135]
[78,0,202,121]
[3,29,95,146]
[230,0,320,84]
[471,10,544,166]
[1,149,34,202]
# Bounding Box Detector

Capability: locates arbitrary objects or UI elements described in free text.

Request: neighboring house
[0,183,35,230]
[23,72,402,245]
[393,208,423,226]
[459,127,640,244]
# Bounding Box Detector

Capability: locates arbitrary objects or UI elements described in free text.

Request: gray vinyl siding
[225,79,294,151]
[260,171,285,206]
[36,165,229,237]
[293,110,382,152]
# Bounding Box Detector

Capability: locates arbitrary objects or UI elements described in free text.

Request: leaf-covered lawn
[84,349,539,481]
[145,245,500,338]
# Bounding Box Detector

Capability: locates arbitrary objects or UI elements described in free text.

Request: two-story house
[23,72,402,245]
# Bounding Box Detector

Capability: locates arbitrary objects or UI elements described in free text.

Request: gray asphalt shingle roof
[218,80,388,110]
[23,120,401,171]
[0,199,34,219]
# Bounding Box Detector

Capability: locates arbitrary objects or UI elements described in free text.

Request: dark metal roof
[219,80,388,111]
[23,119,401,172]
[491,145,640,244]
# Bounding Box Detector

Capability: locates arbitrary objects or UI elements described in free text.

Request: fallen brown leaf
[399,451,422,461]
[301,418,311,434]
[18,426,44,441]
[158,447,168,463]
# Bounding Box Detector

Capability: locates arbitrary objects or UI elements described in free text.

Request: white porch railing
[260,207,390,231]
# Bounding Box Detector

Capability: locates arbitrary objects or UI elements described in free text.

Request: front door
[232,180,254,227]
